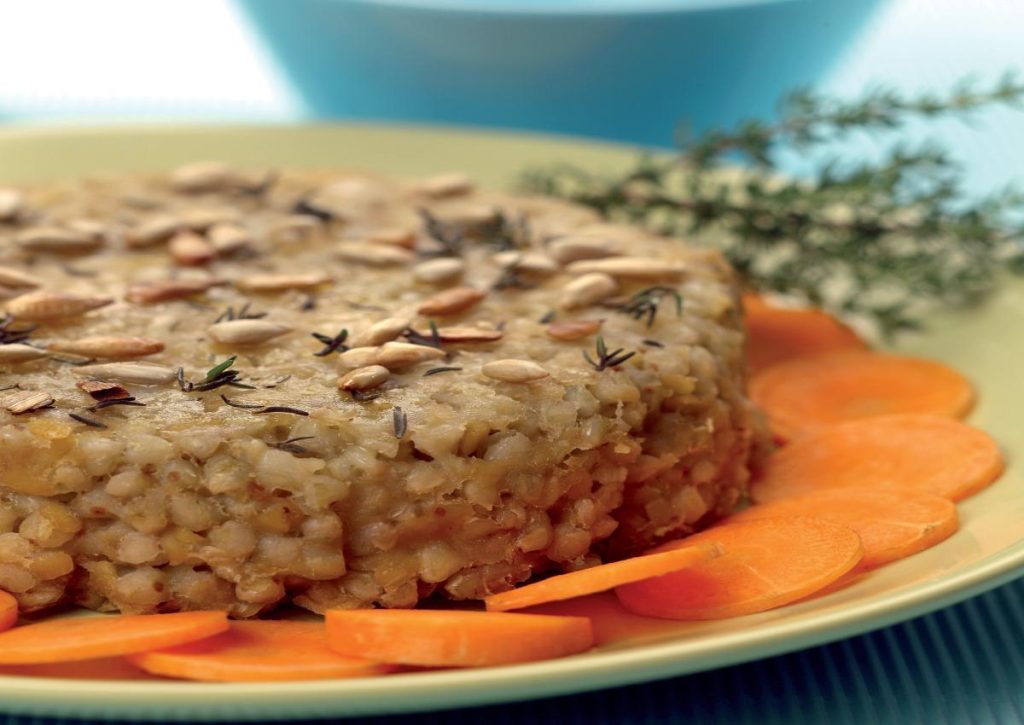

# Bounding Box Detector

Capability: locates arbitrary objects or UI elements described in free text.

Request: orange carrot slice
[0,591,16,633]
[325,609,594,667]
[0,657,157,681]
[744,294,867,375]
[126,620,390,682]
[485,541,719,612]
[615,517,863,620]
[725,489,958,570]
[750,351,975,440]
[751,414,1004,504]
[0,611,228,665]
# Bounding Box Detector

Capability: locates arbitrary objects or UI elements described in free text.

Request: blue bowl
[239,0,883,146]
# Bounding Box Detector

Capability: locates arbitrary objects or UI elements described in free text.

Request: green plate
[0,125,1020,721]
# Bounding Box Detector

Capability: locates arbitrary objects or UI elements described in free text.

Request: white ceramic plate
[0,125,1020,721]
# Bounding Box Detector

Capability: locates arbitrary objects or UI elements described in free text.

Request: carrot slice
[126,620,390,682]
[751,414,1004,504]
[0,657,157,681]
[750,351,975,440]
[0,591,16,633]
[615,517,863,620]
[325,609,594,667]
[744,294,867,375]
[0,611,228,665]
[484,541,719,612]
[725,489,958,570]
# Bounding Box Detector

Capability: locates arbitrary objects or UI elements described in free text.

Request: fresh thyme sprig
[583,336,636,371]
[178,355,255,392]
[523,73,1024,335]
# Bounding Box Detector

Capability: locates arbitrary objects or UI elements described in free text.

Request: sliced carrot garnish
[126,620,390,682]
[485,541,719,612]
[744,294,867,375]
[0,611,228,665]
[750,351,975,440]
[0,591,16,633]
[725,489,958,570]
[751,414,1004,504]
[0,657,157,681]
[325,609,594,667]
[615,517,863,620]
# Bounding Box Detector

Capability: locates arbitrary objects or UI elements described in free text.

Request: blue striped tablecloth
[2,574,1020,724]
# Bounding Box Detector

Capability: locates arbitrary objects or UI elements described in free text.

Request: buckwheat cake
[0,164,766,617]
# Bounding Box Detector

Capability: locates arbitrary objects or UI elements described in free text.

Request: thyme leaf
[583,336,637,371]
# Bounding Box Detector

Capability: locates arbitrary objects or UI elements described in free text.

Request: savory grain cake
[0,164,764,617]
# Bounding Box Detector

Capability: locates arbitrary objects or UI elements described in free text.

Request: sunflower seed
[169,231,215,266]
[0,344,49,363]
[337,346,382,369]
[2,390,53,414]
[73,362,177,386]
[0,188,23,222]
[415,172,474,199]
[125,214,184,247]
[234,272,332,293]
[492,251,560,275]
[566,257,686,280]
[125,278,221,304]
[6,290,113,321]
[0,266,42,289]
[65,219,107,239]
[169,161,236,193]
[374,341,447,369]
[547,319,603,341]
[547,236,621,264]
[414,257,466,284]
[336,241,415,267]
[208,319,292,345]
[351,316,414,347]
[482,359,549,383]
[560,272,618,309]
[207,223,251,255]
[48,336,165,359]
[180,207,241,232]
[337,365,390,392]
[409,326,503,343]
[15,226,101,253]
[366,227,417,249]
[418,287,487,316]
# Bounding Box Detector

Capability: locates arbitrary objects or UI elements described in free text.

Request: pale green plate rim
[0,123,1020,721]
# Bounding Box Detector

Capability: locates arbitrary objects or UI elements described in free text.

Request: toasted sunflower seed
[15,226,101,253]
[234,272,332,293]
[337,346,382,369]
[351,316,414,347]
[547,319,603,341]
[566,257,686,280]
[0,266,43,290]
[410,326,503,343]
[48,336,165,359]
[482,359,549,383]
[418,287,487,316]
[0,188,23,222]
[415,172,474,199]
[169,231,215,267]
[180,207,242,232]
[366,227,417,249]
[414,257,466,285]
[207,222,252,255]
[492,251,560,275]
[547,236,621,264]
[0,344,49,363]
[336,241,415,267]
[560,272,618,309]
[169,161,236,193]
[125,278,221,304]
[6,290,113,321]
[337,365,390,392]
[125,214,183,247]
[73,362,177,386]
[374,341,447,369]
[209,319,292,345]
[2,390,53,414]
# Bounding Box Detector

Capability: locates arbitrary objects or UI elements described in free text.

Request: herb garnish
[219,394,263,410]
[478,211,532,252]
[293,197,335,222]
[392,406,408,438]
[87,396,145,411]
[492,258,536,291]
[642,339,665,348]
[179,356,255,392]
[418,209,464,258]
[68,412,107,428]
[256,406,310,416]
[616,286,683,327]
[273,435,316,456]
[584,336,637,371]
[215,303,266,323]
[404,321,442,349]
[539,310,556,324]
[423,366,462,376]
[311,328,350,357]
[300,294,317,311]
[523,73,1024,335]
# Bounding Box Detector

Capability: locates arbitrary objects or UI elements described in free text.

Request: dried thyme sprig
[215,302,266,323]
[522,73,1024,335]
[273,435,316,456]
[583,336,636,371]
[418,209,465,258]
[311,328,349,357]
[615,286,683,328]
